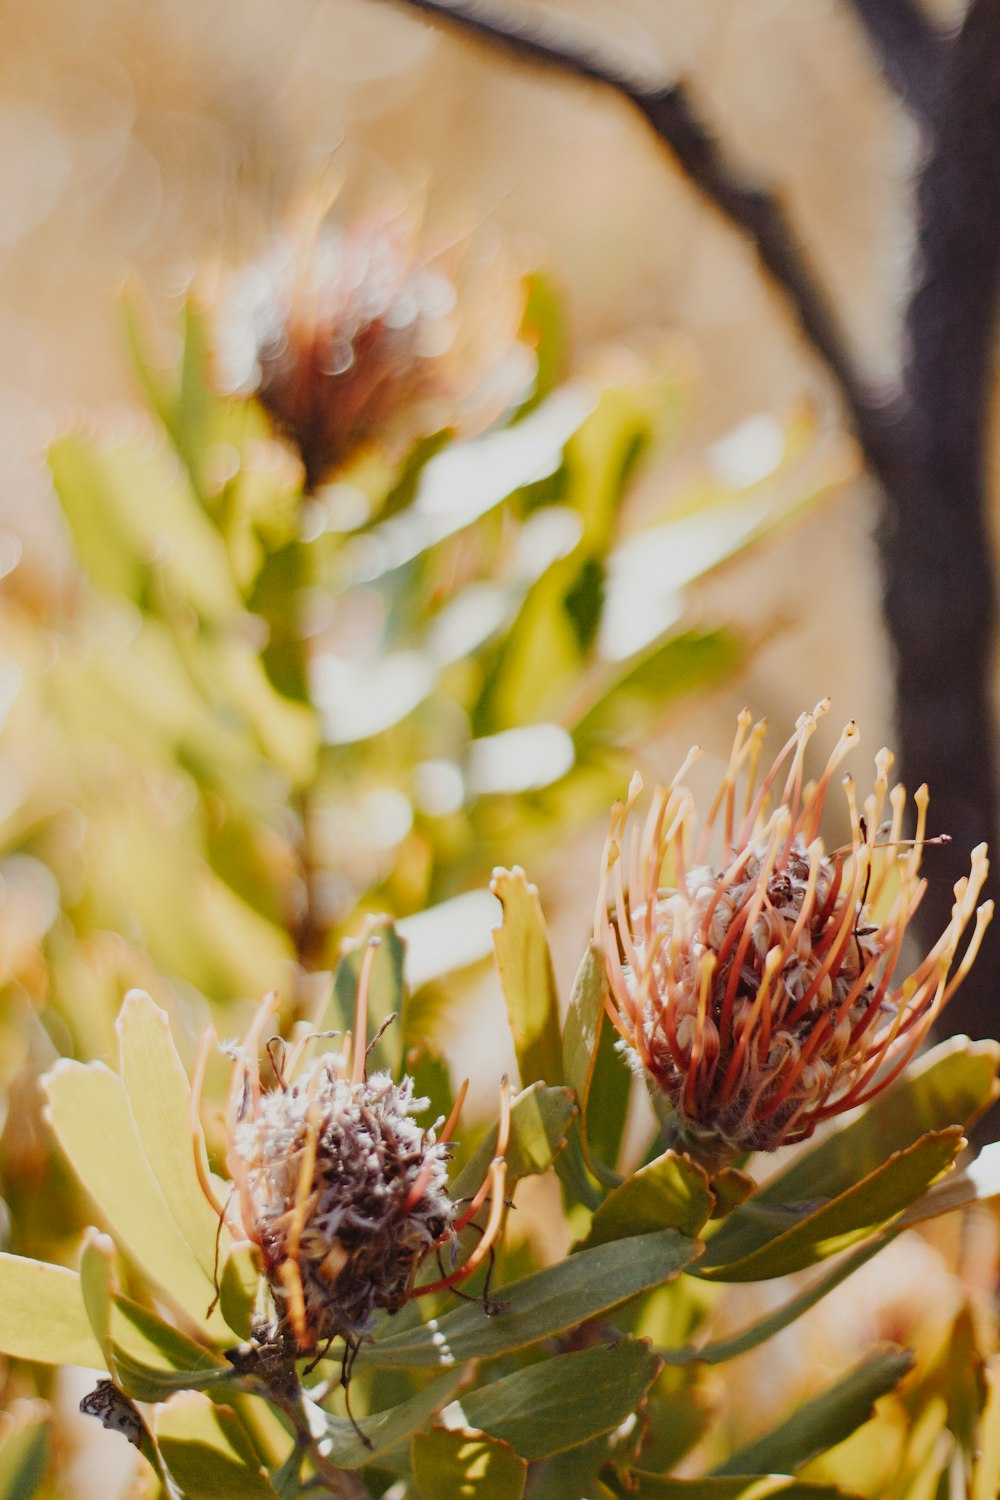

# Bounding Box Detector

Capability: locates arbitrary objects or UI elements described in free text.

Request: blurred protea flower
[194,939,508,1366]
[596,703,992,1171]
[218,207,528,491]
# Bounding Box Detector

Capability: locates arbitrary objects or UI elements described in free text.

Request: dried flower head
[218,208,527,491]
[193,940,508,1364]
[596,703,992,1170]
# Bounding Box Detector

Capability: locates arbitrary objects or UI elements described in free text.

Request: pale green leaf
[491,867,563,1088]
[0,1255,102,1368]
[117,990,228,1286]
[43,1060,222,1331]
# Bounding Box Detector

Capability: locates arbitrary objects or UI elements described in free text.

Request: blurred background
[2,0,996,1494]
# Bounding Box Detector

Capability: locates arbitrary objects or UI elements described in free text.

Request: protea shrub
[596,702,992,1170]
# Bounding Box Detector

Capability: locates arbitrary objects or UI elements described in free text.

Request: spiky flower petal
[596,703,992,1170]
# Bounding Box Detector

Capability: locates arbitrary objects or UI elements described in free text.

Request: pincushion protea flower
[193,938,508,1375]
[596,703,992,1171]
[219,207,527,491]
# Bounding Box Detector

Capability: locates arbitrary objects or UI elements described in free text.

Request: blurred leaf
[156,1396,279,1498]
[519,271,567,411]
[460,1338,661,1459]
[364,1230,698,1368]
[43,1059,223,1332]
[617,1478,860,1500]
[661,1232,894,1367]
[571,628,744,747]
[0,1255,102,1367]
[714,1347,913,1477]
[972,1357,1000,1500]
[918,1303,986,1463]
[316,1368,465,1469]
[581,1151,714,1246]
[697,1129,963,1281]
[0,1406,48,1500]
[117,990,228,1286]
[491,868,562,1088]
[247,540,310,702]
[411,1426,527,1500]
[318,919,408,1079]
[49,432,241,622]
[448,1083,576,1202]
[563,383,665,551]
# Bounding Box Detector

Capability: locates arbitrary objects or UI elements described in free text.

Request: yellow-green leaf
[116,990,227,1285]
[491,867,563,1088]
[412,1426,527,1500]
[156,1396,279,1498]
[43,1060,221,1331]
[0,1255,102,1368]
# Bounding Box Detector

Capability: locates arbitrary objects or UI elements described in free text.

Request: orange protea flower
[219,207,527,491]
[192,939,508,1379]
[596,703,992,1171]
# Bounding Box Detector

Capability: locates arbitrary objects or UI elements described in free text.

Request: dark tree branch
[843,0,947,122]
[879,0,1000,1050]
[384,0,1000,1061]
[383,0,894,462]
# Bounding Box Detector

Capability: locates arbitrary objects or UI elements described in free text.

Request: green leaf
[0,1406,49,1500]
[581,1151,715,1246]
[461,1338,661,1460]
[43,1059,222,1330]
[560,945,625,1188]
[116,990,228,1287]
[697,1129,963,1281]
[448,1084,576,1202]
[661,1232,897,1367]
[894,1138,1000,1230]
[714,1346,913,1477]
[571,629,744,747]
[752,1037,999,1211]
[317,920,408,1080]
[491,867,563,1088]
[412,1426,527,1500]
[0,1255,102,1368]
[316,1369,465,1468]
[110,1295,229,1402]
[364,1230,698,1368]
[616,1478,861,1500]
[156,1396,280,1498]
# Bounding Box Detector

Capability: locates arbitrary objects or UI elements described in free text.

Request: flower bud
[596,704,992,1170]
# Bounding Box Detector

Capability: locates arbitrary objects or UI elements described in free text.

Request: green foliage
[1,248,992,1500]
